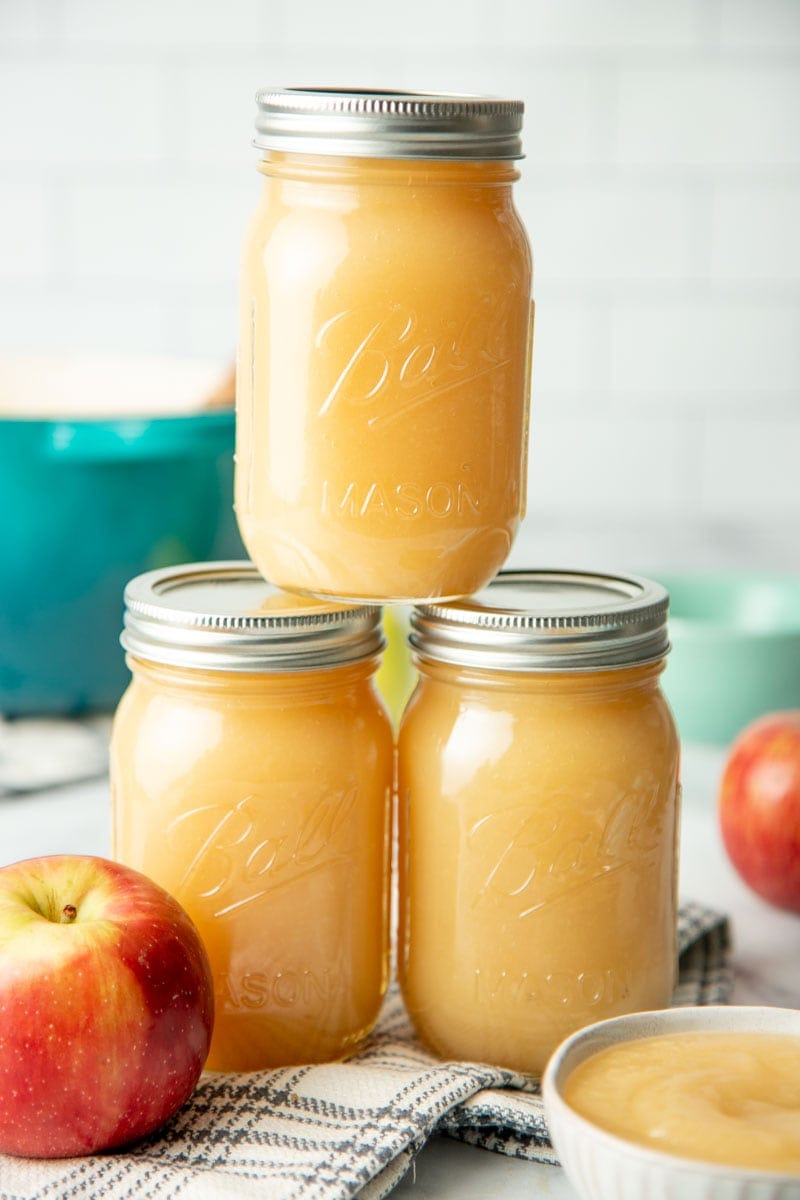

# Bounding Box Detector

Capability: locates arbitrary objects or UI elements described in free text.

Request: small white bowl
[542,1006,800,1200]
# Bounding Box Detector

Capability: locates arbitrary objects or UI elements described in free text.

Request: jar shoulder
[242,182,531,263]
[399,676,679,779]
[112,675,393,764]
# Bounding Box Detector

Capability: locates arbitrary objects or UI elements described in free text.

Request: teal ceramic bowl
[0,411,243,715]
[659,573,800,746]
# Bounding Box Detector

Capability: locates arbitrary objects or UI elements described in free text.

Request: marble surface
[0,743,798,1199]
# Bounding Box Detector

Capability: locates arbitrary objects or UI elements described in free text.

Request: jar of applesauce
[236,88,533,603]
[110,562,393,1071]
[398,570,680,1076]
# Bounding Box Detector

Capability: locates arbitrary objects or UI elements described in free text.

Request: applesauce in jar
[398,571,680,1075]
[111,563,392,1071]
[236,88,533,603]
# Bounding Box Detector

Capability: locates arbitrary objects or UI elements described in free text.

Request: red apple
[0,854,214,1158]
[719,711,800,912]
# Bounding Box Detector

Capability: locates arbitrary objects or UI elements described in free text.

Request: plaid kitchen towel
[0,902,731,1200]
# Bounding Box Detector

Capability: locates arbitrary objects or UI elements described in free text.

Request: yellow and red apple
[719,711,800,912]
[0,855,214,1158]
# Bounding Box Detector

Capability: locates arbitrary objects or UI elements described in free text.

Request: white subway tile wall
[0,0,798,573]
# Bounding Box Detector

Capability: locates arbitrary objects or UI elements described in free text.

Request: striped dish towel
[0,903,731,1200]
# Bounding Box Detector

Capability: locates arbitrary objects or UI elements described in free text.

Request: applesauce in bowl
[543,1005,800,1200]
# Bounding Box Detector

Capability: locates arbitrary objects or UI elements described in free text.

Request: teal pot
[660,573,800,746]
[0,411,243,715]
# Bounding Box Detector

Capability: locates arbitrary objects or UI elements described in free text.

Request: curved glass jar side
[236,154,533,603]
[397,659,680,1076]
[111,656,393,1071]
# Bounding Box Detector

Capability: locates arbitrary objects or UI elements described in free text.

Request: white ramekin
[542,1005,800,1200]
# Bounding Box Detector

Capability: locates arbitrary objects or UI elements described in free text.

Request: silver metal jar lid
[410,570,670,672]
[253,88,524,160]
[122,562,385,673]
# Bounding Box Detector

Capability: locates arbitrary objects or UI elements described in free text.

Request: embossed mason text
[321,476,482,521]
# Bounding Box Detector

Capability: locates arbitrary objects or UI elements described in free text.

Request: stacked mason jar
[111,91,680,1076]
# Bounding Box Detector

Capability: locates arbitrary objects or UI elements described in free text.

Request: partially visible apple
[0,855,214,1158]
[719,711,800,912]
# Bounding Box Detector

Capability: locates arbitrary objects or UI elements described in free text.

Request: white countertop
[1,743,798,1198]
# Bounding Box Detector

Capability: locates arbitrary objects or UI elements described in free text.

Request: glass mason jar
[398,571,681,1076]
[236,88,533,603]
[110,563,393,1072]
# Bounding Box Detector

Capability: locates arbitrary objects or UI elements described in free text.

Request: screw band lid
[254,88,524,160]
[122,562,385,673]
[410,570,670,672]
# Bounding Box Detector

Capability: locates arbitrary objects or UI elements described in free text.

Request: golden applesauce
[110,563,393,1071]
[398,571,680,1075]
[236,89,533,602]
[563,1031,800,1173]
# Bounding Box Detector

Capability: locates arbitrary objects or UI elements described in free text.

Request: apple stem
[61,904,78,924]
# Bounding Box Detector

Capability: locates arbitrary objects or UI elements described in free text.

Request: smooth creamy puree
[564,1032,800,1173]
[113,659,392,1071]
[237,154,533,601]
[398,660,680,1076]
